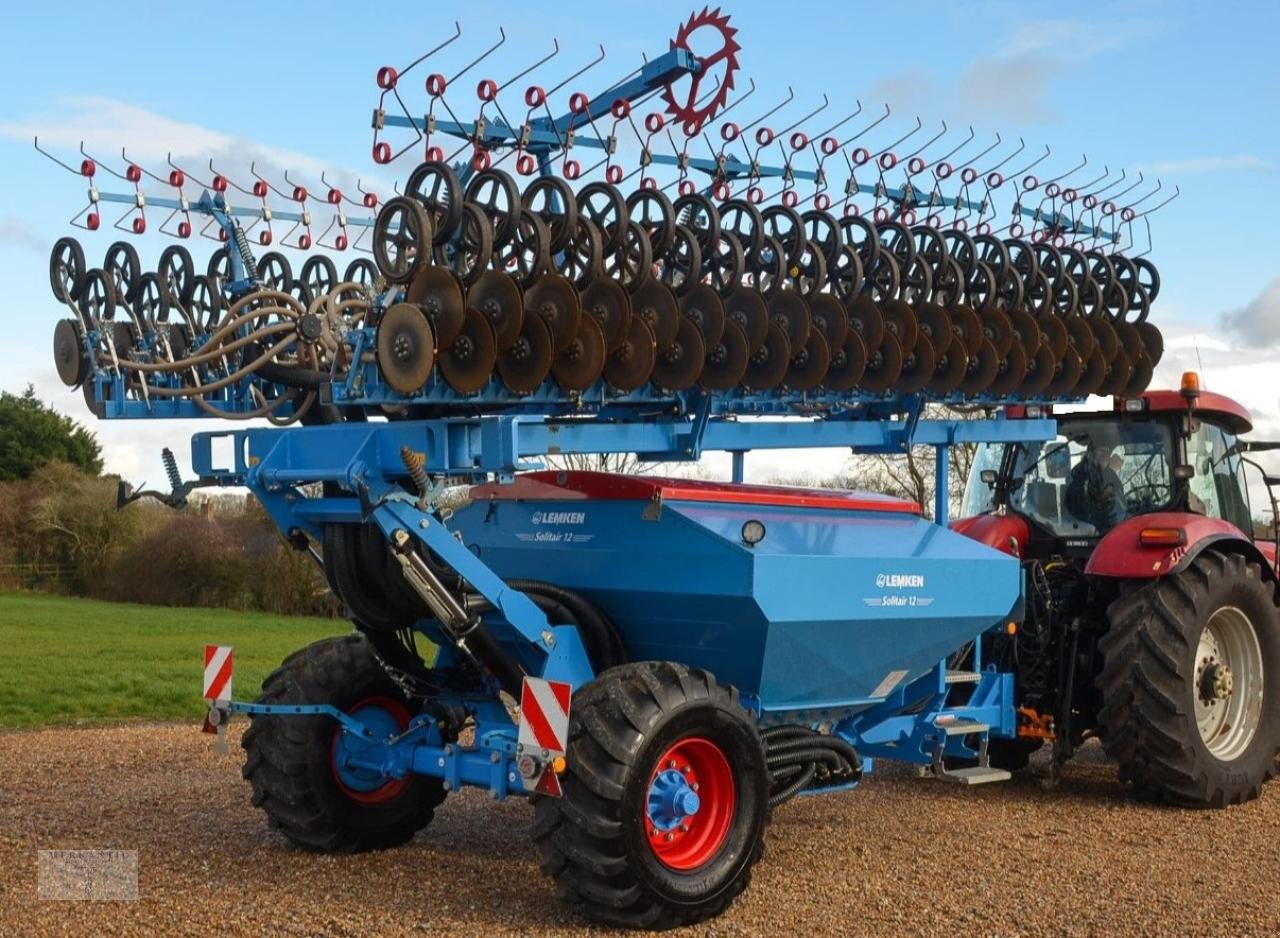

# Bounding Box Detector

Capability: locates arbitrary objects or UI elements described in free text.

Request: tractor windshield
[964,418,1176,537]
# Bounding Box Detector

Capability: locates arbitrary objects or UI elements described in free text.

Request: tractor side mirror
[980,469,997,486]
[1172,464,1195,481]
[1046,445,1071,479]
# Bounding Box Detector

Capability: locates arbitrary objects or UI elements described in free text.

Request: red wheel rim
[329,696,411,805]
[644,737,735,871]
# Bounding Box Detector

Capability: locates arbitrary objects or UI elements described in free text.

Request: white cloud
[1221,278,1280,349]
[7,97,394,206]
[0,216,44,253]
[1137,154,1273,175]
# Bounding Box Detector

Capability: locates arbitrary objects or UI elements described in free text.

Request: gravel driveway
[2,723,1276,936]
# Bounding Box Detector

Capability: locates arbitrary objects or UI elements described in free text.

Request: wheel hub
[1194,606,1264,760]
[1200,662,1234,702]
[647,768,701,832]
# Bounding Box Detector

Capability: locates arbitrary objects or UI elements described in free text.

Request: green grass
[0,591,348,729]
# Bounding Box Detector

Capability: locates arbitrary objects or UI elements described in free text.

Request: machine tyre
[1096,551,1280,807]
[241,634,446,851]
[533,661,769,929]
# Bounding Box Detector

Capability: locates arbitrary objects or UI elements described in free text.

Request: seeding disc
[988,341,1028,397]
[1136,321,1164,367]
[467,270,524,351]
[407,266,465,347]
[927,339,969,395]
[724,286,769,353]
[439,308,497,394]
[1124,351,1155,397]
[914,302,953,358]
[524,273,582,354]
[1090,316,1120,364]
[1112,320,1145,364]
[680,283,727,348]
[881,298,919,352]
[1064,315,1096,361]
[823,330,869,392]
[742,321,792,392]
[630,279,680,348]
[1099,348,1134,396]
[580,276,633,351]
[947,304,984,358]
[1042,345,1082,399]
[784,328,831,392]
[652,317,706,391]
[1008,308,1043,362]
[809,294,849,356]
[859,332,904,393]
[497,311,555,394]
[958,338,1000,396]
[1036,314,1069,360]
[1018,342,1059,396]
[767,290,811,351]
[700,320,751,391]
[846,296,886,352]
[53,319,86,387]
[376,303,436,394]
[552,316,608,392]
[897,334,937,395]
[980,307,1014,358]
[604,318,658,392]
[1075,347,1108,397]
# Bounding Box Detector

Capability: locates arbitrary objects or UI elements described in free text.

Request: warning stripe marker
[519,677,571,755]
[203,645,234,702]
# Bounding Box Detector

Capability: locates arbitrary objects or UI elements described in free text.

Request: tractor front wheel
[1097,551,1280,806]
[241,633,446,851]
[533,661,770,929]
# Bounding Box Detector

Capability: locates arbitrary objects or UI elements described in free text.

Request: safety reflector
[203,645,233,701]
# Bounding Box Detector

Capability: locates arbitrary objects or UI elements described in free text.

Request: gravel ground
[2,723,1277,936]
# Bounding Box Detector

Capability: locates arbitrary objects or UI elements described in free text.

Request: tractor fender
[1085,512,1276,583]
[950,513,1030,559]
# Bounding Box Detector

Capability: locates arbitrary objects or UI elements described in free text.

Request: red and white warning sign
[518,676,572,795]
[203,645,234,702]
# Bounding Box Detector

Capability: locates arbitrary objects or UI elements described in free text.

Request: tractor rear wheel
[1097,551,1280,806]
[241,633,446,851]
[533,661,770,929]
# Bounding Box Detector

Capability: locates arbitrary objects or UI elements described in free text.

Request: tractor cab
[959,374,1262,562]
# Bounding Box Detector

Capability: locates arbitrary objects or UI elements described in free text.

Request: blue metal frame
[199,410,1050,800]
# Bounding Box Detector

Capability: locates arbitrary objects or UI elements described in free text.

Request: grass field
[0,592,347,728]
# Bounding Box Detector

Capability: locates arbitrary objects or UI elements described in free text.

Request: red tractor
[953,373,1280,806]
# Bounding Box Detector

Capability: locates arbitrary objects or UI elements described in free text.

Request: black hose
[762,725,862,808]
[768,763,817,808]
[505,578,627,671]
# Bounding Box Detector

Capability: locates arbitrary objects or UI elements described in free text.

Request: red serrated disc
[661,8,741,135]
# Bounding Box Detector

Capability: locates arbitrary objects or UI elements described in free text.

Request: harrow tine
[448,27,507,87]
[395,20,463,82]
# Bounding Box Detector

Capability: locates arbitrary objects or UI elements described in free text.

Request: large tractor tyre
[1097,551,1280,807]
[533,661,770,929]
[241,634,446,851]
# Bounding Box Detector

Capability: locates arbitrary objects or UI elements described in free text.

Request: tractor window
[1009,420,1174,536]
[1186,422,1252,532]
[960,442,1006,517]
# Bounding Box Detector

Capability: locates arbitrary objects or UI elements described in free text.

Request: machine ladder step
[933,718,990,736]
[937,765,1012,785]
[943,670,982,684]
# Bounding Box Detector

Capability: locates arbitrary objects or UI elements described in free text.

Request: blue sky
[1,0,1278,481]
